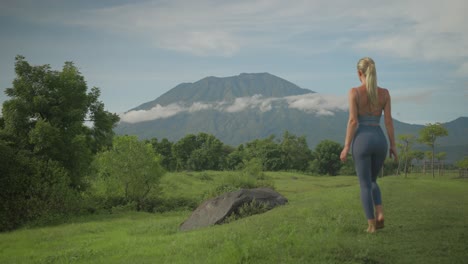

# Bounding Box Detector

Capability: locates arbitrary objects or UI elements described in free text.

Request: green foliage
[223,200,270,224]
[1,56,119,188]
[91,136,165,209]
[198,172,214,181]
[0,140,81,231]
[456,157,468,169]
[419,123,449,178]
[148,138,176,171]
[279,131,312,171]
[397,134,416,177]
[412,150,425,161]
[225,144,246,170]
[244,135,283,171]
[419,123,449,148]
[172,133,226,171]
[242,157,264,178]
[313,140,343,175]
[1,173,467,263]
[204,168,275,200]
[436,152,447,161]
[338,153,356,175]
[382,158,399,176]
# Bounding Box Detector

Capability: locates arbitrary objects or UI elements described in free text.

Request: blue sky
[0,0,467,125]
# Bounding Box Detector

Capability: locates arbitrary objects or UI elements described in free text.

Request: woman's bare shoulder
[378,87,390,94]
[348,87,358,96]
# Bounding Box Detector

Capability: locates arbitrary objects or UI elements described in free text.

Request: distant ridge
[116,73,468,162]
[131,73,314,111]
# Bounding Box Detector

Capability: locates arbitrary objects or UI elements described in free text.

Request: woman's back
[354,86,388,117]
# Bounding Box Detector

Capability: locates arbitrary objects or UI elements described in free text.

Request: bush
[203,170,275,201]
[91,136,165,209]
[222,200,270,223]
[198,172,213,181]
[382,158,399,176]
[243,158,264,178]
[0,147,83,231]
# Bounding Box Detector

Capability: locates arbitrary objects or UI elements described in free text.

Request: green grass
[1,171,467,263]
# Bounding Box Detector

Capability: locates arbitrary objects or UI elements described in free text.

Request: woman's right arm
[383,89,398,161]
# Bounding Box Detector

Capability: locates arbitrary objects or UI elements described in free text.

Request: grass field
[0,171,467,263]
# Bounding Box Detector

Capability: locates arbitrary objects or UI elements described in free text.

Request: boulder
[180,187,287,231]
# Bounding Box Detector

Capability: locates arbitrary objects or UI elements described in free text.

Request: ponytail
[357,57,378,107]
[366,62,378,107]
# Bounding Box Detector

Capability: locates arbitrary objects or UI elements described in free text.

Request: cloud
[353,0,468,66]
[67,0,467,61]
[6,0,467,65]
[456,62,468,76]
[5,0,467,74]
[119,93,348,123]
[224,95,275,113]
[120,103,184,123]
[286,94,347,113]
[392,90,434,103]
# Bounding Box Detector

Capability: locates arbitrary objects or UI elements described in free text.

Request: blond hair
[357,57,378,107]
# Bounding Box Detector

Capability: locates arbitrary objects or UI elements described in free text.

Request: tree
[1,56,119,187]
[244,136,283,171]
[382,157,399,176]
[412,150,425,173]
[172,134,198,170]
[397,134,415,178]
[225,144,246,170]
[456,157,468,169]
[172,133,225,171]
[93,136,165,208]
[188,133,225,171]
[0,139,80,231]
[279,131,312,171]
[338,153,356,175]
[148,138,176,171]
[435,152,447,176]
[313,140,343,176]
[418,123,448,178]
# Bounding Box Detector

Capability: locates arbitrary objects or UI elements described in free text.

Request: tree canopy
[93,136,165,207]
[0,56,119,231]
[312,140,343,176]
[419,123,448,178]
[1,56,119,187]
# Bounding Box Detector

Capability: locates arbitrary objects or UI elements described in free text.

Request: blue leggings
[352,125,388,220]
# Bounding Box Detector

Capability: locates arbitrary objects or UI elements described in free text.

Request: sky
[0,0,467,125]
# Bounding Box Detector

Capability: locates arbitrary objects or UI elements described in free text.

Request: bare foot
[367,220,376,233]
[375,205,385,229]
[376,218,385,229]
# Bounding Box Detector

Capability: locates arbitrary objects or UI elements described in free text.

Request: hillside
[115,73,468,162]
[131,72,314,110]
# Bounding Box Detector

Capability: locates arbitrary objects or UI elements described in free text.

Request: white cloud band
[119,93,348,123]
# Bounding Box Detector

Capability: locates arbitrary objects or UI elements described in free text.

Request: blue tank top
[358,115,381,126]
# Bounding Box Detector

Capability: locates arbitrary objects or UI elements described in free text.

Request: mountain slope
[116,73,468,162]
[131,73,314,110]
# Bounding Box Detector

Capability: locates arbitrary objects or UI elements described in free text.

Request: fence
[459,169,468,178]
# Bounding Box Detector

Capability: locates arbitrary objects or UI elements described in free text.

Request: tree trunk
[404,157,408,178]
[432,147,435,179]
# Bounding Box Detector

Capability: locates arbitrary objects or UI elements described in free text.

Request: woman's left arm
[340,88,359,162]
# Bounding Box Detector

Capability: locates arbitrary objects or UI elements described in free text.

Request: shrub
[203,171,275,201]
[0,147,82,231]
[223,200,270,223]
[91,136,165,209]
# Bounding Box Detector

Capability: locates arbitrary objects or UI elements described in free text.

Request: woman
[340,57,398,233]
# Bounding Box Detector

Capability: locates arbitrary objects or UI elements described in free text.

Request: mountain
[131,72,313,110]
[115,73,468,163]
